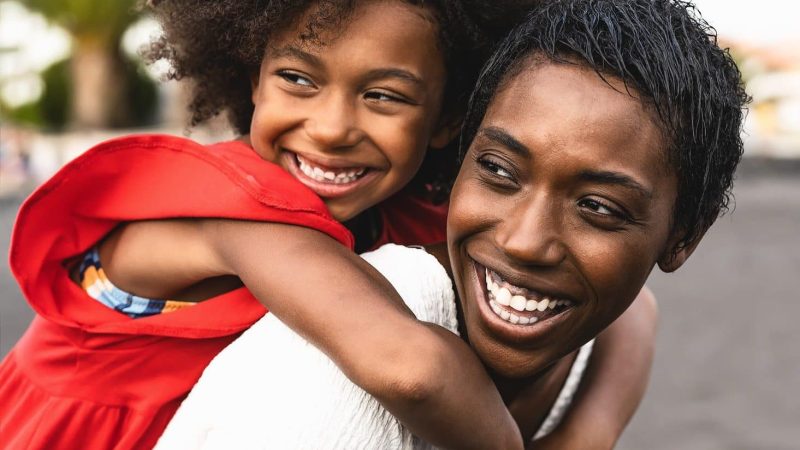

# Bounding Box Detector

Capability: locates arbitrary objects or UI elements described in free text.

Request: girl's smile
[247,0,451,221]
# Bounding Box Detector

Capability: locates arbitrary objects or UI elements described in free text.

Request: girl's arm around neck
[102,219,523,450]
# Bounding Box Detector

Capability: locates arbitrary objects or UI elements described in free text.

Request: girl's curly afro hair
[143,0,537,198]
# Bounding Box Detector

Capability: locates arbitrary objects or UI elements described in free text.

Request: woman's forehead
[480,60,673,182]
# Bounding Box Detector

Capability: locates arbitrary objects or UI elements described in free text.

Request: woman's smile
[470,257,579,342]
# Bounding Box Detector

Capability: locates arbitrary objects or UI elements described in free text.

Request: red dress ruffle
[0,134,448,449]
[0,135,353,449]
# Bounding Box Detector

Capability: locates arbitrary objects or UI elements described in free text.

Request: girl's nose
[304,93,364,149]
[494,196,567,267]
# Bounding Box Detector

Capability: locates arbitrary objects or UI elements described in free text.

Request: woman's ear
[657,229,707,273]
[429,115,462,150]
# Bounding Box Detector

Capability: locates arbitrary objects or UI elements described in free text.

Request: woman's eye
[580,199,614,215]
[278,71,315,87]
[578,198,632,224]
[478,157,514,180]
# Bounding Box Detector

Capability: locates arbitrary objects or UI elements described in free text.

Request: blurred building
[731,39,800,158]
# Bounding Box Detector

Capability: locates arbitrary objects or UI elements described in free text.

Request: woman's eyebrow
[477,126,530,158]
[578,170,653,199]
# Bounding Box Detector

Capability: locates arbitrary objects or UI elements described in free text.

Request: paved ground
[1,162,798,449]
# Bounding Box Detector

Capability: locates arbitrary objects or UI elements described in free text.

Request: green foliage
[18,0,140,41]
[2,55,158,130]
[39,58,72,129]
[125,59,159,127]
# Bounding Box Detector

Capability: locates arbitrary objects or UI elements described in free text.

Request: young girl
[158,0,746,448]
[0,1,655,449]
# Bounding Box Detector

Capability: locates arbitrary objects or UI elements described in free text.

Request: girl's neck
[344,207,382,253]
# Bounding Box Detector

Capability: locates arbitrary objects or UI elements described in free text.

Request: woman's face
[448,60,688,378]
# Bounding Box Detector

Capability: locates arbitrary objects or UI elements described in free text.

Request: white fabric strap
[533,338,595,440]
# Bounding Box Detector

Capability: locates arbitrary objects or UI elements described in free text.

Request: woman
[158,0,748,448]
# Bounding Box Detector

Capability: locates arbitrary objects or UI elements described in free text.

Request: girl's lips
[281,151,379,198]
[469,259,576,344]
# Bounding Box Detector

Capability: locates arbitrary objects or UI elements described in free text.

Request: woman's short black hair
[460,0,749,250]
[144,0,528,199]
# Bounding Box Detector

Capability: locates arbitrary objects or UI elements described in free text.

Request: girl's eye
[364,90,407,104]
[278,71,315,87]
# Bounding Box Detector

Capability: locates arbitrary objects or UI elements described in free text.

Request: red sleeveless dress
[0,134,447,449]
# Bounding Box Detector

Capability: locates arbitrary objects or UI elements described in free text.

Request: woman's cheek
[583,236,655,316]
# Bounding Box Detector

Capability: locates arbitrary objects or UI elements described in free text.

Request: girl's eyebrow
[271,45,423,87]
[269,45,323,69]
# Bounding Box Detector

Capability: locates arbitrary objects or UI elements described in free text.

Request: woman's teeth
[297,154,366,184]
[484,268,573,326]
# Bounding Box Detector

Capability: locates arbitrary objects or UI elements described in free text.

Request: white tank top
[156,244,593,449]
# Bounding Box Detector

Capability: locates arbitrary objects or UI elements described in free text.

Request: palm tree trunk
[69,39,126,128]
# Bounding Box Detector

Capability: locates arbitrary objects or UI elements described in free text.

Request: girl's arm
[100,219,523,450]
[528,287,658,449]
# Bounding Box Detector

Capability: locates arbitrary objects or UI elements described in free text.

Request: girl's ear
[657,229,707,273]
[250,69,261,104]
[429,116,462,150]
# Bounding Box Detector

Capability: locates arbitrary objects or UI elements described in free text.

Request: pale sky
[693,0,800,45]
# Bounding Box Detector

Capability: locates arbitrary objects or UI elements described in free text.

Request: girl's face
[448,60,694,378]
[249,0,451,221]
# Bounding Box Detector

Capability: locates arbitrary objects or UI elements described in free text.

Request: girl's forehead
[264,1,445,83]
[275,0,439,49]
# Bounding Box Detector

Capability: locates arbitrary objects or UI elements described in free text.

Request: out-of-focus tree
[18,0,153,128]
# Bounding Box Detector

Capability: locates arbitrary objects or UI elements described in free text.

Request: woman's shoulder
[361,244,457,332]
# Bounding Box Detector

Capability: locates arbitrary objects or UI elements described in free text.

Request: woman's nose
[494,196,567,267]
[304,93,364,149]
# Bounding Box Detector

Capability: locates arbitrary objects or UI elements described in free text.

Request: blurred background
[0,1,798,448]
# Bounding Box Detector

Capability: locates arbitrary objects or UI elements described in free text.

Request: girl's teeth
[296,155,366,184]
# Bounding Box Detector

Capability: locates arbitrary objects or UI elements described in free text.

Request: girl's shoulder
[9,133,352,335]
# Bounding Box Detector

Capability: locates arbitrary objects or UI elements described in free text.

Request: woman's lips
[282,151,379,198]
[484,267,574,325]
[469,259,577,343]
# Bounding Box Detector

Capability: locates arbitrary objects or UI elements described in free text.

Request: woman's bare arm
[100,219,523,450]
[528,287,658,449]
